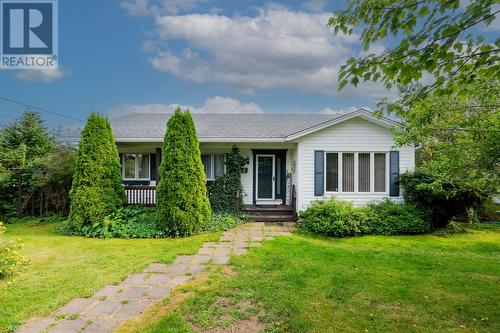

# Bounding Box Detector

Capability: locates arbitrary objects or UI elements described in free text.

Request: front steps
[244,205,296,222]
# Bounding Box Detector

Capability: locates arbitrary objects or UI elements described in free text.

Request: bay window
[325,152,388,193]
[201,154,225,180]
[122,154,150,180]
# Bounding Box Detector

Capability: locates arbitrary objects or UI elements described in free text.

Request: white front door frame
[256,154,276,201]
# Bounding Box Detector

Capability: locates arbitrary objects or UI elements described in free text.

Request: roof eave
[113,137,287,143]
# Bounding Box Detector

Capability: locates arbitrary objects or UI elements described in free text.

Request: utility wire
[0,96,83,122]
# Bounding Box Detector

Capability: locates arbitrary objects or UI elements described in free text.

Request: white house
[107,108,414,220]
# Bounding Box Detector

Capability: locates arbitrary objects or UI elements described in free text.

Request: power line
[0,96,83,122]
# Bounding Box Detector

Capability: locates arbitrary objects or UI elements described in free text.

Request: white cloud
[121,0,151,16]
[302,0,328,13]
[106,96,263,118]
[197,96,263,113]
[161,0,200,15]
[121,0,201,16]
[145,5,392,100]
[321,106,371,114]
[15,68,69,82]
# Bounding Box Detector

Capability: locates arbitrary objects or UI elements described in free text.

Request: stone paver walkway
[17,222,294,333]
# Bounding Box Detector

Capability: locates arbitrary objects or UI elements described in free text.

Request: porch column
[155,147,162,184]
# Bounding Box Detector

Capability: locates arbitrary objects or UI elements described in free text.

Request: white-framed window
[122,153,150,180]
[201,154,225,180]
[325,152,388,194]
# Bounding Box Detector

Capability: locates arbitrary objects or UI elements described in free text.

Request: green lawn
[0,220,219,333]
[136,224,500,333]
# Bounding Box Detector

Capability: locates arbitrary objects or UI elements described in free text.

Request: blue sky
[0,0,497,129]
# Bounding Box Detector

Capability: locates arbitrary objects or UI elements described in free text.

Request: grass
[124,224,500,333]
[0,219,219,333]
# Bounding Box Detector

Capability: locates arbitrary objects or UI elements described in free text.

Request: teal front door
[256,154,275,200]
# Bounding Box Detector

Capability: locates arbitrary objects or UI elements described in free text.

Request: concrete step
[245,210,295,216]
[249,215,296,222]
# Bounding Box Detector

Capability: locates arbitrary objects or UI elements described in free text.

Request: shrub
[207,144,249,213]
[0,222,29,279]
[298,200,362,237]
[299,199,430,237]
[0,112,55,216]
[34,147,76,215]
[400,171,489,229]
[156,109,211,237]
[203,213,249,232]
[361,199,430,235]
[68,113,125,231]
[80,206,165,239]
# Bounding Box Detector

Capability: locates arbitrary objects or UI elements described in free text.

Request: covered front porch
[118,142,298,219]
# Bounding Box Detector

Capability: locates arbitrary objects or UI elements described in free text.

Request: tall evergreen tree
[1,112,54,164]
[156,108,211,236]
[68,113,124,230]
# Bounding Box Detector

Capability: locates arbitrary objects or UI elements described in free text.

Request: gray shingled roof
[110,112,345,140]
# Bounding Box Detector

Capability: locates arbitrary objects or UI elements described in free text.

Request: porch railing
[125,185,156,206]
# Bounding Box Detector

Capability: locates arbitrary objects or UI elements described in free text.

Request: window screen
[326,153,339,192]
[374,153,386,192]
[213,155,225,178]
[201,155,211,179]
[342,153,354,192]
[358,153,370,192]
[124,154,136,179]
[137,154,149,179]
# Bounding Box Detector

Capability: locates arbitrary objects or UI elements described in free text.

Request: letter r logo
[1,1,55,55]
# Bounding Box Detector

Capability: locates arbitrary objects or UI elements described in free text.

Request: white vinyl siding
[296,117,415,210]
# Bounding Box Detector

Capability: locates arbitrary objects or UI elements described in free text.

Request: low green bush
[202,213,249,232]
[60,206,165,239]
[298,199,430,237]
[60,208,249,238]
[298,200,362,237]
[39,215,67,224]
[0,222,29,279]
[361,199,430,235]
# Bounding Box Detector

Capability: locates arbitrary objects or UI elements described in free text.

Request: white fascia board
[198,137,286,143]
[114,137,286,143]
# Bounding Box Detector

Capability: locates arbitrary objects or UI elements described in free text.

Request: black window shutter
[314,150,324,196]
[389,151,400,197]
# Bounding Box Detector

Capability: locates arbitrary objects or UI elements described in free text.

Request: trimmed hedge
[156,109,211,237]
[298,199,429,237]
[68,113,125,231]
